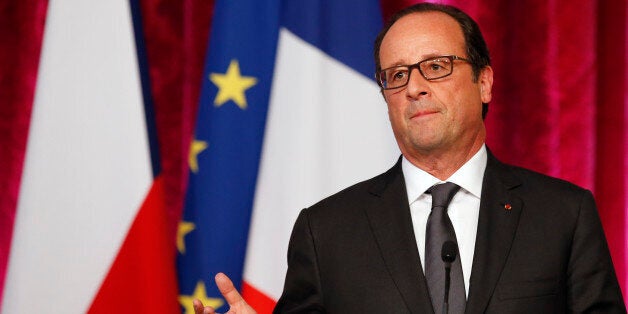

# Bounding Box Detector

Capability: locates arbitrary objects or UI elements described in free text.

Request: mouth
[410,109,439,120]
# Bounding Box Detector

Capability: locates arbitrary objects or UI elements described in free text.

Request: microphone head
[441,240,458,263]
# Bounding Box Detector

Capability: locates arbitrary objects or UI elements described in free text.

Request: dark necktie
[425,182,466,314]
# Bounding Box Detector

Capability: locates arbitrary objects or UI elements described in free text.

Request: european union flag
[177,0,280,312]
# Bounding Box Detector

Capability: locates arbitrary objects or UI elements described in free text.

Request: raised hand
[193,273,258,314]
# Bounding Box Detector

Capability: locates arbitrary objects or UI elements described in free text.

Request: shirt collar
[402,145,487,204]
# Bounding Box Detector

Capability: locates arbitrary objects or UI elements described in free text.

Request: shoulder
[503,161,592,199]
[487,150,592,201]
[300,158,404,222]
[483,151,598,229]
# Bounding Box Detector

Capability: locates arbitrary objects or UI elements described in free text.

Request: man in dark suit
[195,3,625,313]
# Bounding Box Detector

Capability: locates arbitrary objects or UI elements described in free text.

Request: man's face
[379,12,493,159]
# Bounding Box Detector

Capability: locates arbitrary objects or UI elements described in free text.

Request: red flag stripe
[242,280,277,314]
[88,176,179,313]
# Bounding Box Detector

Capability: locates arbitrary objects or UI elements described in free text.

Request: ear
[478,66,493,104]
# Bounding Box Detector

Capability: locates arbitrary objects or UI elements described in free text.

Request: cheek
[460,90,484,118]
[442,83,483,119]
[385,94,405,122]
[387,106,404,130]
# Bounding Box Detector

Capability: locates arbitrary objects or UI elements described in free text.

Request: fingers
[215,272,245,306]
[193,299,203,314]
[193,299,216,314]
[194,274,249,314]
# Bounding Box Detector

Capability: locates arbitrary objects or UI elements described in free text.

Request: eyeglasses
[376,55,471,90]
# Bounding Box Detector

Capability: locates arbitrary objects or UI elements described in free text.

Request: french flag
[243,0,400,309]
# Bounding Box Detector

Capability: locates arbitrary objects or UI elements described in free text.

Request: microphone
[441,241,457,314]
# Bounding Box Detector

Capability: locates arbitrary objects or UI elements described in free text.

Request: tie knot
[427,182,460,208]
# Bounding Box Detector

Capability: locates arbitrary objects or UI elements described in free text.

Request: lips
[410,109,439,119]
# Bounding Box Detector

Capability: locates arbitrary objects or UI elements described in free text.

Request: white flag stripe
[244,28,399,299]
[2,1,151,313]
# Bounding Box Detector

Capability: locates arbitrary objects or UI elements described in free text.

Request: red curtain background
[1,0,626,305]
[0,0,48,304]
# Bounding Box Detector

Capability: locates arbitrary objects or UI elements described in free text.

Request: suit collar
[365,158,434,313]
[465,150,523,313]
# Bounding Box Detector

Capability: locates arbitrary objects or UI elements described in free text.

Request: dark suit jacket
[274,152,626,313]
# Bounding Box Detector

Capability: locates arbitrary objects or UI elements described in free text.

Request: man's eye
[429,63,444,71]
[391,71,407,81]
[426,59,450,72]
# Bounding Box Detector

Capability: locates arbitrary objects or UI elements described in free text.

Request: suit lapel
[465,152,523,313]
[364,159,434,314]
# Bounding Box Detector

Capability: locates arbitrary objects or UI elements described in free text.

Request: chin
[405,137,442,153]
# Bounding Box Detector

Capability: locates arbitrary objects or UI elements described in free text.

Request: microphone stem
[443,263,451,314]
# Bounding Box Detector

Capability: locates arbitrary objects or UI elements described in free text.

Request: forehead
[380,11,466,66]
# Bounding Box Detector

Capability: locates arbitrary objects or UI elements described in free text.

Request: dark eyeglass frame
[376,55,471,90]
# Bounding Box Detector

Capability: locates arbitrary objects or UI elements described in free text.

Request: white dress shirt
[401,145,487,297]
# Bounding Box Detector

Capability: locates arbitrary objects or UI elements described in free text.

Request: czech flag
[2,1,179,313]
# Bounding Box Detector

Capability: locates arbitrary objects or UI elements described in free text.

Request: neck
[403,133,485,181]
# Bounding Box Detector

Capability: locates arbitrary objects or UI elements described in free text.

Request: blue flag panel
[281,0,382,78]
[177,0,280,312]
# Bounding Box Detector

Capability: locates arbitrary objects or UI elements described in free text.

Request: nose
[405,68,429,99]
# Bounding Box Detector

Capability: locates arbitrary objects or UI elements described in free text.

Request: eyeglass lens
[379,56,456,89]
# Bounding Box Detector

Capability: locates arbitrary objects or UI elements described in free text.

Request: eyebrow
[381,53,450,69]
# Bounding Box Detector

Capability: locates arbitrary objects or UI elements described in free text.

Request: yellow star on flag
[179,281,224,314]
[177,221,196,254]
[209,59,258,109]
[189,139,208,173]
